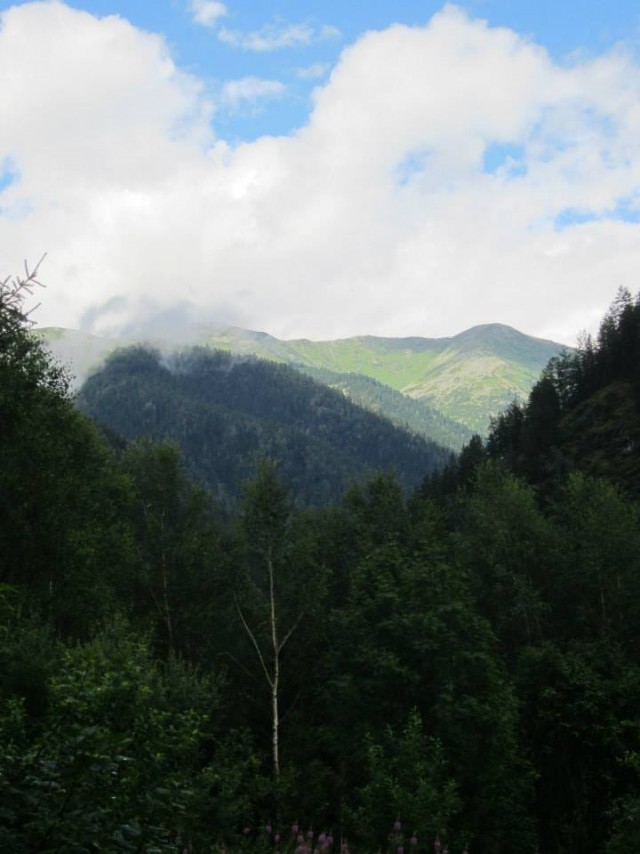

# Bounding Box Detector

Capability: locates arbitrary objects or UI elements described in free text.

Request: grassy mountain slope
[200,323,564,433]
[77,346,449,506]
[300,365,473,451]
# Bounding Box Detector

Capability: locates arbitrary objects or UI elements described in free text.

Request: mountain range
[38,321,565,441]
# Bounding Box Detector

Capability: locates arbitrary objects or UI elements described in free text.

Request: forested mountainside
[3,269,640,854]
[200,322,564,433]
[76,345,449,506]
[487,289,640,495]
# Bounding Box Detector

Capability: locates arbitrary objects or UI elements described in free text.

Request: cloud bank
[2,1,640,344]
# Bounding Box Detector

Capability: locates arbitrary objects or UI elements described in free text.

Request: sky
[2,1,640,345]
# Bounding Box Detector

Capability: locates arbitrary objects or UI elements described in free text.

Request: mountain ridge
[38,321,566,436]
[189,321,566,433]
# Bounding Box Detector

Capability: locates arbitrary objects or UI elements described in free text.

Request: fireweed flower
[394,818,402,832]
[410,835,418,848]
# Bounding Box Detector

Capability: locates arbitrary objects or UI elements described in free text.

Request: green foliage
[0,269,136,635]
[0,620,219,853]
[517,640,640,853]
[317,478,534,852]
[549,474,640,642]
[606,752,640,853]
[351,710,461,851]
[456,461,554,650]
[120,438,224,656]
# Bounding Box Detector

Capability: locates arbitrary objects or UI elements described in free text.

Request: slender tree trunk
[160,511,174,651]
[236,542,303,786]
[268,547,280,779]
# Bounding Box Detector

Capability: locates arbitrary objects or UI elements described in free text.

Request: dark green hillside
[77,346,449,505]
[559,380,640,489]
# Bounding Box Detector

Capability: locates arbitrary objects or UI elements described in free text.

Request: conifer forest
[3,267,640,854]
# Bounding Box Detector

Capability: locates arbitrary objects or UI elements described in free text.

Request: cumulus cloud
[218,19,339,52]
[2,2,640,346]
[189,0,227,29]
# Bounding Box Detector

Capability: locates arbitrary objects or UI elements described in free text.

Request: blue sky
[14,0,637,141]
[1,0,640,344]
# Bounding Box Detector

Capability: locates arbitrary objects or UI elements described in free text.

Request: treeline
[2,269,640,853]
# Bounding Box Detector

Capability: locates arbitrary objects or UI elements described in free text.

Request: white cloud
[319,25,342,41]
[2,2,640,348]
[218,19,339,52]
[221,76,286,111]
[189,1,227,29]
[296,62,331,80]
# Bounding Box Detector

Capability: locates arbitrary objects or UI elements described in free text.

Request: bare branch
[221,651,270,692]
[236,600,273,689]
[278,611,304,654]
[1,253,47,326]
